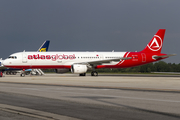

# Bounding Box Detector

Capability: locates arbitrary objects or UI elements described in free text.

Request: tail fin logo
[39,48,47,52]
[147,35,162,51]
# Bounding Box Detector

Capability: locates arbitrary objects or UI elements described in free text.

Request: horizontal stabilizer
[153,54,176,59]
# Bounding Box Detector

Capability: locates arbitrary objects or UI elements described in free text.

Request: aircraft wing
[76,57,132,65]
[153,54,176,59]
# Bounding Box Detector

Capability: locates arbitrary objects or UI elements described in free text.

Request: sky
[0,0,180,63]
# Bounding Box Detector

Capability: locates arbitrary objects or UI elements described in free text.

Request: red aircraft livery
[3,29,175,76]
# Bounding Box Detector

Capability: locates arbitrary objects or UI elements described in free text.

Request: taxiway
[0,74,180,120]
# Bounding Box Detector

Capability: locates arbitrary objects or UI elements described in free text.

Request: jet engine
[71,64,88,74]
[55,69,70,73]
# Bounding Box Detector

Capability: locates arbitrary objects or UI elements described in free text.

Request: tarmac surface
[0,73,180,120]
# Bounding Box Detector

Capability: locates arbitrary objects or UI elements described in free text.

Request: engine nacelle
[71,64,88,74]
[55,69,70,74]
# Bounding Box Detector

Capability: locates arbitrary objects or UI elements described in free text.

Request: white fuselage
[3,51,127,68]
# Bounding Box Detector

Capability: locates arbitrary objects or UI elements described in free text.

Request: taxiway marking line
[0,104,81,120]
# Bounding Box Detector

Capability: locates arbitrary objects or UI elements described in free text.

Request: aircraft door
[141,53,146,62]
[99,55,104,60]
[22,53,27,63]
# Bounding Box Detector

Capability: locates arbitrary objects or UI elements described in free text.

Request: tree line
[97,61,180,73]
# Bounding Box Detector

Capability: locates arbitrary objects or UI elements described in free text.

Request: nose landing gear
[20,73,25,77]
[20,69,25,77]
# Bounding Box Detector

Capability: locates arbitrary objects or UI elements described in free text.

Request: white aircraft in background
[0,40,50,77]
[3,29,175,76]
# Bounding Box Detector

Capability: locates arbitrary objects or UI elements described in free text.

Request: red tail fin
[141,29,166,53]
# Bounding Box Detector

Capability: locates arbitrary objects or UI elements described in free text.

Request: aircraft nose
[2,60,8,66]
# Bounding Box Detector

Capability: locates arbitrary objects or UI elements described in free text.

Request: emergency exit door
[22,53,27,63]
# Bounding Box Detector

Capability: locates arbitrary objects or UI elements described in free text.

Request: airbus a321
[3,29,175,76]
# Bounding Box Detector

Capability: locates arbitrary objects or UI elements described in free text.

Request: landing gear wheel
[79,73,86,76]
[20,73,25,77]
[91,71,98,76]
[13,72,17,75]
[26,72,30,75]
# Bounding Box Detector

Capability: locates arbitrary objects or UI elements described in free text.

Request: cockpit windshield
[8,56,17,59]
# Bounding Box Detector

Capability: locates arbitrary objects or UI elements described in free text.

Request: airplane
[0,40,50,77]
[3,29,176,76]
[0,58,4,77]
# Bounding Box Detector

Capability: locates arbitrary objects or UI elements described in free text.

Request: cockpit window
[8,56,17,59]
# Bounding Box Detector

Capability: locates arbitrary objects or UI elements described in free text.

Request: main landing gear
[91,71,98,76]
[79,71,98,76]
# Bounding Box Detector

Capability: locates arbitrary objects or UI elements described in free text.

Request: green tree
[154,61,169,72]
